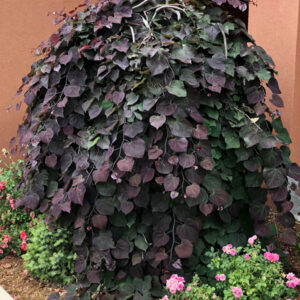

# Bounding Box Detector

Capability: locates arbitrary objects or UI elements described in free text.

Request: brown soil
[0,256,64,300]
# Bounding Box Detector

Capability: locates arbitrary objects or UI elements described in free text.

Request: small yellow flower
[281,273,286,278]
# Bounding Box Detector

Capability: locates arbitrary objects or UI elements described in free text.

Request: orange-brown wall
[0,0,85,153]
[249,0,300,163]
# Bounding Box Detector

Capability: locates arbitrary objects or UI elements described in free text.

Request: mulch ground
[0,256,64,300]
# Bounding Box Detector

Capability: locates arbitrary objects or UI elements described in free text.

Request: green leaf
[256,69,272,82]
[222,128,240,149]
[134,235,149,251]
[204,230,219,245]
[166,80,187,98]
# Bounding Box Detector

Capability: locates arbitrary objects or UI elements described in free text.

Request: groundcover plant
[11,0,299,298]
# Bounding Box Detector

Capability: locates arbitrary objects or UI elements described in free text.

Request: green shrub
[23,219,76,285]
[13,0,299,298]
[0,149,32,257]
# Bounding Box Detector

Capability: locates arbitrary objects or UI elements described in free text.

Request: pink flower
[162,296,169,300]
[215,274,220,281]
[222,244,233,254]
[231,287,242,299]
[20,231,27,241]
[286,280,297,289]
[248,235,257,246]
[244,253,250,260]
[286,273,296,280]
[30,212,35,219]
[20,242,27,252]
[230,248,237,256]
[219,274,226,281]
[0,249,3,254]
[264,252,279,262]
[0,181,6,191]
[186,286,191,291]
[166,274,185,294]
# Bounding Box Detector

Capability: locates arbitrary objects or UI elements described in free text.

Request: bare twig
[129,25,136,43]
[169,211,176,263]
[218,24,228,58]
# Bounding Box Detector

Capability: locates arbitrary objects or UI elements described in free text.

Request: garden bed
[0,256,64,300]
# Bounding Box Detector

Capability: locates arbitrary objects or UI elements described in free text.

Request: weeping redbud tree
[11,0,300,298]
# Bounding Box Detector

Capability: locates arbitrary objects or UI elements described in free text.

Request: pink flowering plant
[162,236,298,299]
[0,149,37,257]
[206,236,298,299]
[162,274,221,300]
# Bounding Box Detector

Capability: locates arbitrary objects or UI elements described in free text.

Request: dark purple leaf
[254,222,270,237]
[120,201,134,215]
[207,53,225,72]
[246,86,266,104]
[112,240,130,259]
[146,53,169,76]
[288,163,300,182]
[210,188,228,206]
[44,87,57,104]
[63,85,80,97]
[156,102,177,116]
[112,91,125,105]
[200,157,213,171]
[123,121,144,138]
[267,77,281,94]
[95,198,114,215]
[148,146,163,160]
[123,138,146,158]
[92,215,108,229]
[68,184,86,205]
[281,201,293,213]
[204,25,220,41]
[163,174,180,192]
[75,255,86,273]
[111,38,129,53]
[45,154,57,168]
[270,94,284,108]
[154,248,168,262]
[179,153,195,169]
[93,163,110,182]
[277,212,295,228]
[126,185,141,199]
[129,174,141,187]
[59,53,73,65]
[113,53,129,70]
[155,159,173,174]
[270,187,288,202]
[279,228,297,245]
[67,69,87,86]
[193,125,208,140]
[168,120,193,138]
[150,115,166,130]
[199,203,213,216]
[168,155,179,166]
[153,231,169,247]
[22,192,40,210]
[175,239,193,258]
[87,270,100,284]
[88,104,102,119]
[263,167,286,188]
[186,184,200,198]
[141,167,155,183]
[168,138,188,153]
[117,157,134,172]
[176,219,201,242]
[39,128,54,144]
[93,231,115,251]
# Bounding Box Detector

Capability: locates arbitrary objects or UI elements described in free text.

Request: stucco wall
[249,0,300,163]
[0,0,84,153]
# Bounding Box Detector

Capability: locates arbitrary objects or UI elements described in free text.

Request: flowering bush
[23,218,76,285]
[162,236,298,299]
[0,150,34,257]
